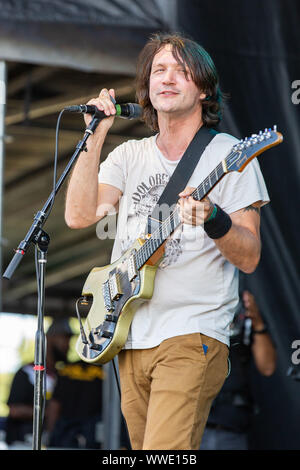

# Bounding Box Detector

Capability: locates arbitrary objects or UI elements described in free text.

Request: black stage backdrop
[178,0,300,450]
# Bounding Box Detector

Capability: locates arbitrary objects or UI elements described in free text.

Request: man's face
[149,44,205,117]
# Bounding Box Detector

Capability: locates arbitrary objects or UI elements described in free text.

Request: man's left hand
[178,186,214,225]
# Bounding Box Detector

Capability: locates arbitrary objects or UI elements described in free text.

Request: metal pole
[0,61,6,311]
[32,244,48,450]
[102,361,121,449]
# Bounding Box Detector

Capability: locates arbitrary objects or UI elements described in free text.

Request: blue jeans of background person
[200,426,248,450]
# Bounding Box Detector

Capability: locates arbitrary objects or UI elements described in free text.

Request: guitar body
[76,239,160,364]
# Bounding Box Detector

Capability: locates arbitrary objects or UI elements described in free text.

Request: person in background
[200,290,277,450]
[5,318,72,447]
[46,360,105,449]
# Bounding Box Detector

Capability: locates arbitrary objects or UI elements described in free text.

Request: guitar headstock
[225,125,283,173]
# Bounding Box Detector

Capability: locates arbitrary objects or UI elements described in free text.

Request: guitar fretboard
[134,160,226,270]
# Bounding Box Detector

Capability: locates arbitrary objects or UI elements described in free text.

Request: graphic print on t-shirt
[120,172,183,268]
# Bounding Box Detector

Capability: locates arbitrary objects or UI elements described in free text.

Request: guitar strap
[148,126,219,233]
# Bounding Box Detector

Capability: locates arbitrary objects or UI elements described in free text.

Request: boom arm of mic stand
[3,114,101,280]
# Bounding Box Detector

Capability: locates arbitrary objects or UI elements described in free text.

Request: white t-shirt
[98,132,269,347]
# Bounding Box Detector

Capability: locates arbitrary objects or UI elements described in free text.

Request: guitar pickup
[128,253,137,281]
[109,272,123,300]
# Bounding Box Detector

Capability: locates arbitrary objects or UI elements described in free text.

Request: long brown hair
[135,32,224,132]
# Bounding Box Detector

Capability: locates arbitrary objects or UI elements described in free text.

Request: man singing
[65,32,269,450]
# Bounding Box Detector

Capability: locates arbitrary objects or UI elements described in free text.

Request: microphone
[64,103,142,120]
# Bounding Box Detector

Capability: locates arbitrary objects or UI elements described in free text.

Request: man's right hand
[84,88,116,136]
[65,87,120,229]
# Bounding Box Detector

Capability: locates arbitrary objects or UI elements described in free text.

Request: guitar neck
[134,160,226,270]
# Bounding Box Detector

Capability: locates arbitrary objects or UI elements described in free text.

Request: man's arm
[178,187,262,273]
[243,290,277,376]
[65,88,122,229]
[213,203,261,274]
[8,404,33,420]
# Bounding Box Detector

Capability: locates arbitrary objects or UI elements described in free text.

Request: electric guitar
[75,126,283,364]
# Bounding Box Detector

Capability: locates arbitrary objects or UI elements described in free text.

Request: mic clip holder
[34,228,50,252]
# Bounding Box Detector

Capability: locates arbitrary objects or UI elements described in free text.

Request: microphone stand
[3,114,102,450]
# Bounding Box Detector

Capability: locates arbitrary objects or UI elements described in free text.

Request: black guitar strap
[148,126,219,233]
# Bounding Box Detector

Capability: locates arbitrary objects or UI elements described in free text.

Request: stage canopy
[0,0,177,74]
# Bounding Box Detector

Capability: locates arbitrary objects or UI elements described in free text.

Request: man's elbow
[65,212,82,229]
[258,355,277,377]
[65,219,82,229]
[240,250,261,274]
[65,212,97,229]
[262,363,276,377]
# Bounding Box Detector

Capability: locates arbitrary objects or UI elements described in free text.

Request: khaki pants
[118,333,228,450]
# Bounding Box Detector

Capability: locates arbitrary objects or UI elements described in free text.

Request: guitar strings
[134,159,227,269]
[109,149,239,287]
[116,153,235,281]
[131,134,276,270]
